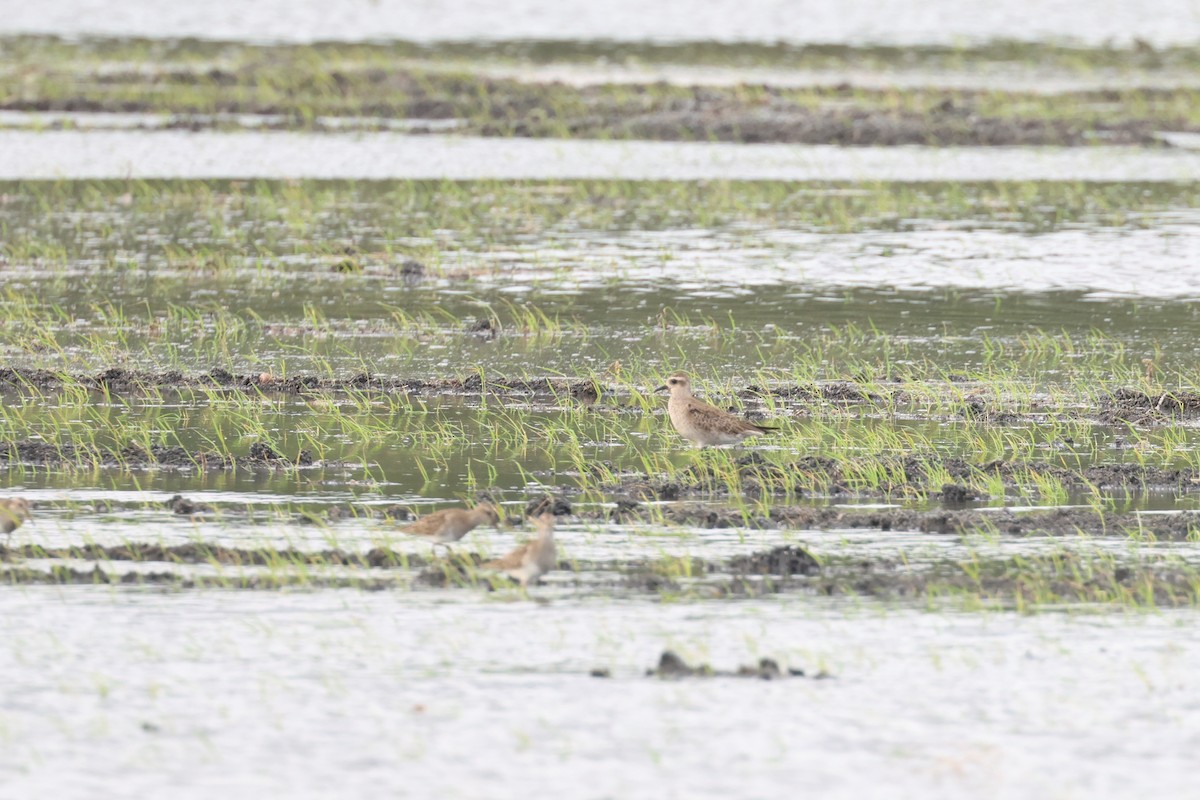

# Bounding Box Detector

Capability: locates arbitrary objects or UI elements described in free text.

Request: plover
[0,498,32,538]
[657,372,776,447]
[400,502,499,549]
[482,511,557,588]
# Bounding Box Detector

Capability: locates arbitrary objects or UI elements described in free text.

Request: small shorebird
[482,511,557,588]
[0,498,32,538]
[400,502,499,550]
[657,372,776,447]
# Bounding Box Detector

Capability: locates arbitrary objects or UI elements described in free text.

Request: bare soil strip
[3,541,1196,606]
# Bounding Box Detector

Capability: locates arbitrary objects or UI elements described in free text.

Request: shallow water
[4,130,1200,181]
[5,0,1199,46]
[1,587,1197,799]
[455,61,1200,94]
[8,492,1200,567]
[3,35,1200,788]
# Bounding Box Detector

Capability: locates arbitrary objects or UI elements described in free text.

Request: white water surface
[3,0,1199,46]
[1,587,1198,799]
[3,130,1200,181]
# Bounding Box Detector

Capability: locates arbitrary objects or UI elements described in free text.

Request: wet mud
[655,504,1200,538]
[551,103,1171,147]
[0,541,441,568]
[0,365,601,402]
[1098,388,1200,424]
[617,455,1200,503]
[0,439,315,471]
[4,536,1198,606]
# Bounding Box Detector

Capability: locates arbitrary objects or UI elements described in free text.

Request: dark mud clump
[961,395,1021,424]
[729,545,820,576]
[399,259,426,279]
[166,494,212,515]
[647,650,714,678]
[939,483,978,508]
[569,380,601,406]
[1098,388,1200,424]
[608,498,641,522]
[467,317,500,339]
[646,650,805,679]
[525,495,572,517]
[414,553,485,587]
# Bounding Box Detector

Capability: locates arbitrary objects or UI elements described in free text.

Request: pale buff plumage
[657,372,775,448]
[400,502,499,547]
[0,498,32,537]
[482,512,557,588]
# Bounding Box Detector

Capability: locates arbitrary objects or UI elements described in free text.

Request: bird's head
[475,501,501,527]
[655,372,692,397]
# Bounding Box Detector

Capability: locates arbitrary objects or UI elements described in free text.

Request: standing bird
[400,502,500,550]
[657,372,776,447]
[0,498,32,538]
[482,511,557,589]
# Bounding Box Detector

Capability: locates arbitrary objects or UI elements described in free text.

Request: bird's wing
[483,541,531,570]
[401,509,451,535]
[686,398,773,434]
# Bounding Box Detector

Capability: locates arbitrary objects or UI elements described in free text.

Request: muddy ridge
[4,65,1192,147]
[0,365,599,399]
[16,498,1200,540]
[1098,388,1200,424]
[0,541,440,568]
[550,105,1169,148]
[4,543,1197,607]
[618,454,1200,502]
[5,366,1196,426]
[0,439,315,471]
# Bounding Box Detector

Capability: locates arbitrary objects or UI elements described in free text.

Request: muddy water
[5,0,1199,46]
[1,588,1197,798]
[4,130,1200,181]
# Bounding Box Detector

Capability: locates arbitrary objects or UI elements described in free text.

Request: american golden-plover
[0,498,32,538]
[482,511,557,588]
[400,501,499,549]
[657,372,776,447]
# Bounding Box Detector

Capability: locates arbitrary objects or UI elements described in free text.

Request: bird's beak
[654,384,668,393]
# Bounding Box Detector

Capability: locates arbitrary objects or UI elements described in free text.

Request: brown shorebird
[400,502,499,550]
[482,511,557,588]
[0,498,32,538]
[657,372,776,447]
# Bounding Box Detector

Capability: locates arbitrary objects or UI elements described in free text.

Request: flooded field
[3,26,1200,800]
